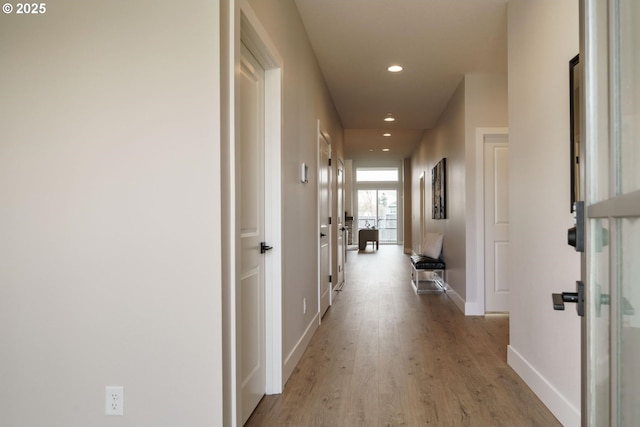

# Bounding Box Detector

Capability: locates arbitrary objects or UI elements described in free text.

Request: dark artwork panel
[432,158,446,220]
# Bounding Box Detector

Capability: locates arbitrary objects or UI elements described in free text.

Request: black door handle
[260,242,273,254]
[552,292,579,309]
[552,281,584,316]
[320,233,326,237]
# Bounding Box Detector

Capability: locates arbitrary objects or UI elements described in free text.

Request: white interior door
[336,159,345,291]
[583,1,640,424]
[239,43,266,425]
[318,132,331,318]
[484,135,510,312]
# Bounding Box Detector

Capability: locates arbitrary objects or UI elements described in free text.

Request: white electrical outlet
[105,386,124,416]
[303,298,307,314]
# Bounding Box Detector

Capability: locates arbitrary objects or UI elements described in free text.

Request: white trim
[464,301,485,316]
[283,313,320,381]
[335,158,346,292]
[508,345,581,427]
[263,64,283,395]
[222,2,238,425]
[474,127,508,316]
[444,287,466,314]
[240,1,282,69]
[317,121,332,317]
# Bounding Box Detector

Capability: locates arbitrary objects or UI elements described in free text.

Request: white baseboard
[439,277,486,316]
[282,312,319,385]
[507,345,580,427]
[443,285,485,316]
[445,288,466,314]
[464,301,485,316]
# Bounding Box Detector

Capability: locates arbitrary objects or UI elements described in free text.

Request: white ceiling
[294,0,508,160]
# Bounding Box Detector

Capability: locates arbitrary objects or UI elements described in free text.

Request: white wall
[246,0,344,381]
[463,74,509,310]
[411,74,507,308]
[412,81,467,300]
[507,1,581,426]
[0,1,223,426]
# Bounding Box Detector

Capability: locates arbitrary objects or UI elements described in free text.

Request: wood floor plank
[245,245,561,427]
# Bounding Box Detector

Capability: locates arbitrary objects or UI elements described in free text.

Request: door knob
[320,233,326,238]
[260,242,273,254]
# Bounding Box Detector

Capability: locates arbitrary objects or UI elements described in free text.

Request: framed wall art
[432,158,446,219]
[569,54,580,210]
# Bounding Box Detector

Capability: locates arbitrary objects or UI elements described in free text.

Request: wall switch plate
[105,386,124,416]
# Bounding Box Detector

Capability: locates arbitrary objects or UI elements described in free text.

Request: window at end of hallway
[356,168,398,182]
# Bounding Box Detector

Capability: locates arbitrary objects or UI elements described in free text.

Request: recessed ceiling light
[382,148,390,152]
[388,65,403,72]
[369,149,374,152]
[383,115,395,122]
[383,133,391,137]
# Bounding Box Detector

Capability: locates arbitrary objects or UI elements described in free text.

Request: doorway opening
[357,189,398,244]
[354,166,401,246]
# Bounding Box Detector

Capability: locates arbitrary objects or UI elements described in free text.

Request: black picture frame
[432,158,446,219]
[569,54,580,211]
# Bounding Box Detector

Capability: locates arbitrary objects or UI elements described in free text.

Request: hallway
[245,246,560,426]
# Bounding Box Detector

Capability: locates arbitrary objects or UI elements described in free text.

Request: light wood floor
[245,245,561,427]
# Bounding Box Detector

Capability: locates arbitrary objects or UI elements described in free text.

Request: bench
[410,232,446,294]
[410,255,446,294]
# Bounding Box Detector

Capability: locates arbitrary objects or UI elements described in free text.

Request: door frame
[317,123,332,317]
[352,162,404,246]
[335,158,345,293]
[226,2,283,426]
[473,127,509,316]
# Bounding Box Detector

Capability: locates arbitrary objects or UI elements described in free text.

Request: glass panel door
[357,190,377,230]
[584,1,640,425]
[614,2,640,424]
[357,189,397,244]
[377,190,397,244]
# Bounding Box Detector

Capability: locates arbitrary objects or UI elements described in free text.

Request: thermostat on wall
[301,163,309,183]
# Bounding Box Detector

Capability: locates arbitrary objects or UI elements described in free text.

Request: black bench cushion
[411,255,446,270]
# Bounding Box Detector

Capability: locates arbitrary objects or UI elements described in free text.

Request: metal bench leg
[410,266,446,295]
